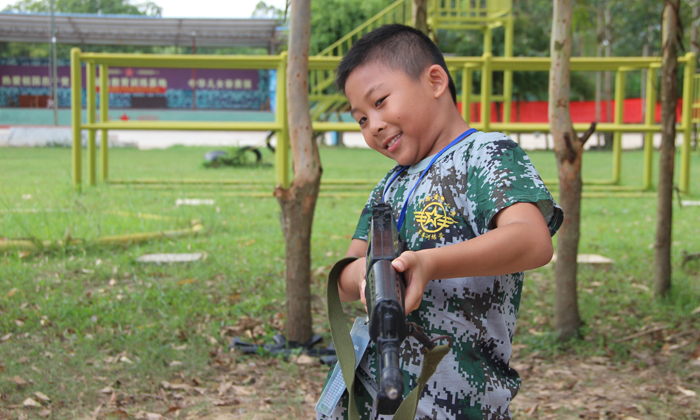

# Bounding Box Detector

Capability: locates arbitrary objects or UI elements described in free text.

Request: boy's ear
[425,64,449,99]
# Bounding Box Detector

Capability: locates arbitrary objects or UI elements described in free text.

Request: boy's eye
[358,117,367,126]
[375,97,386,107]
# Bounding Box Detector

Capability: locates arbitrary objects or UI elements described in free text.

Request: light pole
[50,0,59,125]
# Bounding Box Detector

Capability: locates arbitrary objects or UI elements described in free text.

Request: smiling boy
[319,24,563,419]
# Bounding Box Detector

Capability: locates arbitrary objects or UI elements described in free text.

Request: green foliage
[252,0,287,19]
[309,0,393,55]
[2,0,161,16]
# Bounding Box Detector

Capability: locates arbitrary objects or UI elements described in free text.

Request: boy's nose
[370,119,386,135]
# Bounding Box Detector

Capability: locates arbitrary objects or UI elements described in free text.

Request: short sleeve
[352,168,397,241]
[464,133,563,236]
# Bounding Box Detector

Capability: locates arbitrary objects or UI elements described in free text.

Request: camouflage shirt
[319,131,562,420]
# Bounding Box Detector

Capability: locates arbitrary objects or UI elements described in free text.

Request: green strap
[326,257,451,420]
[327,257,362,420]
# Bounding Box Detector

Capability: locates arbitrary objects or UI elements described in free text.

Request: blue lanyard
[382,128,477,231]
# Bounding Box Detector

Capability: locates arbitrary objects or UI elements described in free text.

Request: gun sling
[326,257,451,420]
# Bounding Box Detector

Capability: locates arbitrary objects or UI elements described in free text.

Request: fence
[71,49,696,194]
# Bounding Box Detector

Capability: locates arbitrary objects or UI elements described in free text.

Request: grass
[1,143,699,419]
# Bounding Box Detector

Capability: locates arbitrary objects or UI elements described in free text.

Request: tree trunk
[413,0,429,35]
[274,0,322,344]
[550,0,589,340]
[693,6,699,151]
[654,0,680,298]
[595,4,602,148]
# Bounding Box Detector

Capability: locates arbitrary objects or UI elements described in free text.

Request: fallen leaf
[218,381,232,396]
[100,386,115,394]
[38,409,52,417]
[119,356,133,364]
[0,333,12,342]
[169,360,183,367]
[14,319,24,327]
[18,357,29,364]
[13,376,28,386]
[161,381,193,390]
[145,413,165,420]
[108,408,129,418]
[34,391,50,402]
[212,399,240,406]
[232,385,253,396]
[692,306,700,315]
[677,385,697,397]
[90,403,103,420]
[108,391,118,406]
[294,354,316,365]
[304,393,317,405]
[162,405,181,415]
[23,398,41,407]
[7,288,17,297]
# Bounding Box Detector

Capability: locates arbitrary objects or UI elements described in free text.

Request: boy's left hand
[392,251,431,316]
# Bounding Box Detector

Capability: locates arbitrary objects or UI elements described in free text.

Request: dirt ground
[5,338,699,420]
[55,346,699,420]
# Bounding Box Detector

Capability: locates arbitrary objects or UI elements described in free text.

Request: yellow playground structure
[70,0,697,194]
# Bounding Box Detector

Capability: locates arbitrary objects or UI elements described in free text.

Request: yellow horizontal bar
[444,57,668,72]
[77,53,681,74]
[313,122,361,132]
[482,123,672,133]
[81,53,281,69]
[110,178,376,185]
[82,121,283,131]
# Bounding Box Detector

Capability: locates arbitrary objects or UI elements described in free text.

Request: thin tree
[654,0,681,297]
[413,0,429,35]
[549,0,595,340]
[274,0,321,344]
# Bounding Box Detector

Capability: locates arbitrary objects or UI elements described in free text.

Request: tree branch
[578,122,597,146]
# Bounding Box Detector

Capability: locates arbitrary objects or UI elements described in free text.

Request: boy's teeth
[388,134,400,148]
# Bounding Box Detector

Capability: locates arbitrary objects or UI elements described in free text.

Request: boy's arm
[336,239,368,302]
[393,202,553,315]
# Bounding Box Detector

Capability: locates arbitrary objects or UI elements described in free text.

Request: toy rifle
[365,202,446,414]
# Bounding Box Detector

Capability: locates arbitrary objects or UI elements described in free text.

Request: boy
[319,24,562,420]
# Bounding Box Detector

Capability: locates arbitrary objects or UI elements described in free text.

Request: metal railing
[72,50,697,194]
[71,50,290,189]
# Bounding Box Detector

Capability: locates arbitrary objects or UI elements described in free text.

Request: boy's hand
[392,251,432,315]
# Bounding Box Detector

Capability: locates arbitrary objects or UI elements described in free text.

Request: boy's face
[345,62,440,166]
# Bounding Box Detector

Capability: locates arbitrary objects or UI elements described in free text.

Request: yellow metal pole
[612,69,626,184]
[503,16,514,135]
[481,53,492,132]
[680,52,696,194]
[100,64,109,183]
[70,48,82,190]
[461,65,473,125]
[643,64,658,191]
[483,26,493,55]
[275,52,290,189]
[86,61,97,186]
[643,66,659,190]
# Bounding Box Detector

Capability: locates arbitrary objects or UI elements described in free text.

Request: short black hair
[335,24,457,104]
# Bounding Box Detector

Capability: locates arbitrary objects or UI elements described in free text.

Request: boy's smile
[345,62,452,166]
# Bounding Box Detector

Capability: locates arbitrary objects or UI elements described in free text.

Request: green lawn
[1,144,699,418]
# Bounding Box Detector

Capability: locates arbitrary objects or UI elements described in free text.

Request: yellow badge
[414,196,457,234]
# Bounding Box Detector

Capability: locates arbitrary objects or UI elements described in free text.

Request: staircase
[308,0,513,125]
